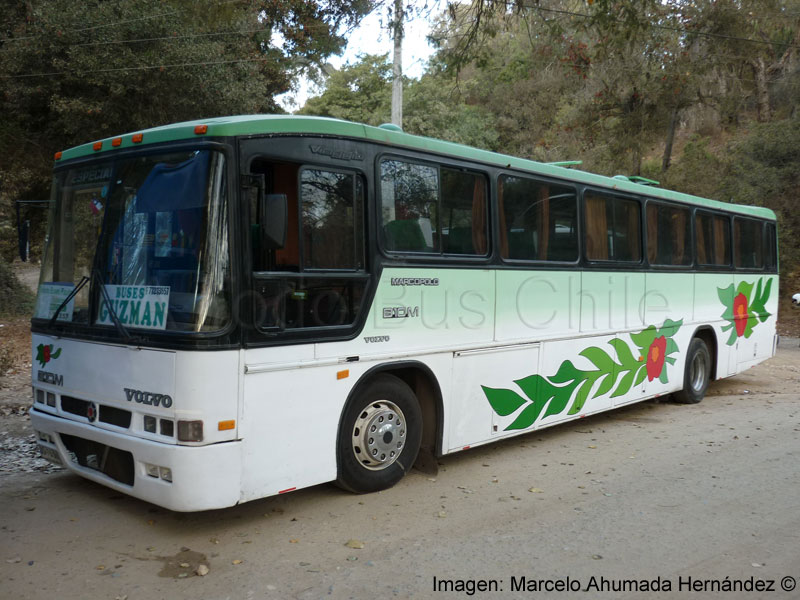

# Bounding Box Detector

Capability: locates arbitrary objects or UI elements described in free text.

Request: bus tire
[336,374,422,494]
[674,337,711,404]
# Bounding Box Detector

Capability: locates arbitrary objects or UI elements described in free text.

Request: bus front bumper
[30,407,242,512]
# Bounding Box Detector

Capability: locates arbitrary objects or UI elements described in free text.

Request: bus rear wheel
[674,337,711,404]
[336,374,422,494]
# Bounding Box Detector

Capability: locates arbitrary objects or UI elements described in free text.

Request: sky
[276,3,446,112]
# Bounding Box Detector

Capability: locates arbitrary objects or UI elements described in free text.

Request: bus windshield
[35,149,230,334]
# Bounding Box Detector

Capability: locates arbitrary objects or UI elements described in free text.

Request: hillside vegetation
[1,1,798,328]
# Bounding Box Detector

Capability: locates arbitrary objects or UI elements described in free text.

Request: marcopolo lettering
[390,277,439,287]
[124,387,173,408]
[309,145,363,161]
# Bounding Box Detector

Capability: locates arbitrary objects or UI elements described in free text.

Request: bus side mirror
[261,193,287,250]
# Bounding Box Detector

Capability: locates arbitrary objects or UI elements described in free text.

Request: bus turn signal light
[194,124,208,135]
[337,369,349,380]
[132,133,143,143]
[54,151,63,160]
[112,137,122,147]
[93,141,103,151]
[218,420,235,431]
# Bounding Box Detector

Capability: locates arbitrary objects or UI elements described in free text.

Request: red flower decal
[43,345,51,363]
[733,292,749,336]
[646,336,667,381]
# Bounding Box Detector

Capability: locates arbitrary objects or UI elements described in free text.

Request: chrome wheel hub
[689,352,707,392]
[352,400,406,470]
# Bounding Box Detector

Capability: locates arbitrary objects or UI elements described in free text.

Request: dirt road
[1,340,799,600]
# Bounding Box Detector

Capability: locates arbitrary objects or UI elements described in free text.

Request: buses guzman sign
[96,285,170,330]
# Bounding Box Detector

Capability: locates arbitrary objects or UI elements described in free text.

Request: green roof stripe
[56,115,775,220]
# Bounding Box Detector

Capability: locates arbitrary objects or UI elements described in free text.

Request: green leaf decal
[717,277,773,345]
[611,368,637,398]
[580,347,614,372]
[482,386,527,417]
[51,348,62,360]
[549,360,583,384]
[506,400,547,430]
[634,364,648,386]
[483,318,684,431]
[630,325,657,356]
[608,338,637,369]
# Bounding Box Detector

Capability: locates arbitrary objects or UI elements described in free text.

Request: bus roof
[56,114,776,220]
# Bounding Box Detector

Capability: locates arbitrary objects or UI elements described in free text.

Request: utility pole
[391,0,403,127]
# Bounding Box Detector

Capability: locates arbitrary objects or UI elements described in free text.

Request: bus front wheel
[674,337,711,404]
[336,374,422,494]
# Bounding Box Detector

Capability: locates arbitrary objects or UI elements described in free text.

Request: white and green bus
[30,116,778,511]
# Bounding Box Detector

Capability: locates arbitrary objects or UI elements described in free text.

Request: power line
[0,56,270,80]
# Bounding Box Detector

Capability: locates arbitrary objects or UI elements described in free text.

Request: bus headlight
[177,420,203,442]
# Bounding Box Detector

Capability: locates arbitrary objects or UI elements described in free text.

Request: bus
[29,115,779,511]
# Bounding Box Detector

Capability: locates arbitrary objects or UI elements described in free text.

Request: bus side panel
[495,271,580,342]
[448,343,541,450]
[632,272,697,404]
[694,273,736,378]
[579,272,646,335]
[313,268,496,360]
[734,273,779,370]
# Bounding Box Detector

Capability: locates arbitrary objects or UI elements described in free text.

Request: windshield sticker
[96,285,170,330]
[35,343,62,368]
[34,282,75,321]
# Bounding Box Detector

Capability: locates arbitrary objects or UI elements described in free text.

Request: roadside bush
[0,260,34,317]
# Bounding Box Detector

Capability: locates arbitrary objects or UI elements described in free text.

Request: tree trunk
[391,0,403,128]
[662,108,679,174]
[752,57,771,123]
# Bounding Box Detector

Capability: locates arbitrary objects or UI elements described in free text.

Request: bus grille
[59,434,134,486]
[61,396,132,429]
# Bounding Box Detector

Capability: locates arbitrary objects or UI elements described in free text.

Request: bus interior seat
[444,226,475,254]
[384,219,429,252]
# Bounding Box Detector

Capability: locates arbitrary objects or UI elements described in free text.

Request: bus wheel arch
[674,328,715,404]
[335,362,443,493]
[692,326,718,381]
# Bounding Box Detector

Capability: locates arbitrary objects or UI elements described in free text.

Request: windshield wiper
[92,268,134,342]
[47,275,89,328]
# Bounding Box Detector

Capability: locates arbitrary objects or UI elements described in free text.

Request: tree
[299,54,393,124]
[0,0,372,260]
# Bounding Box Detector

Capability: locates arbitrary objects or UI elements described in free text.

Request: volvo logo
[124,388,173,408]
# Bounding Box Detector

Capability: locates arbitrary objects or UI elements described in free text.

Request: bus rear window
[734,217,764,269]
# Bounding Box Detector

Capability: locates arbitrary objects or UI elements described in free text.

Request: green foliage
[662,135,726,201]
[0,0,371,261]
[720,118,800,274]
[0,261,34,317]
[299,54,393,125]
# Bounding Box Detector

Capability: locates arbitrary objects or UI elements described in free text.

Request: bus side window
[696,211,731,267]
[498,175,578,262]
[647,203,691,266]
[584,191,641,263]
[764,223,777,271]
[440,168,488,255]
[734,217,764,269]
